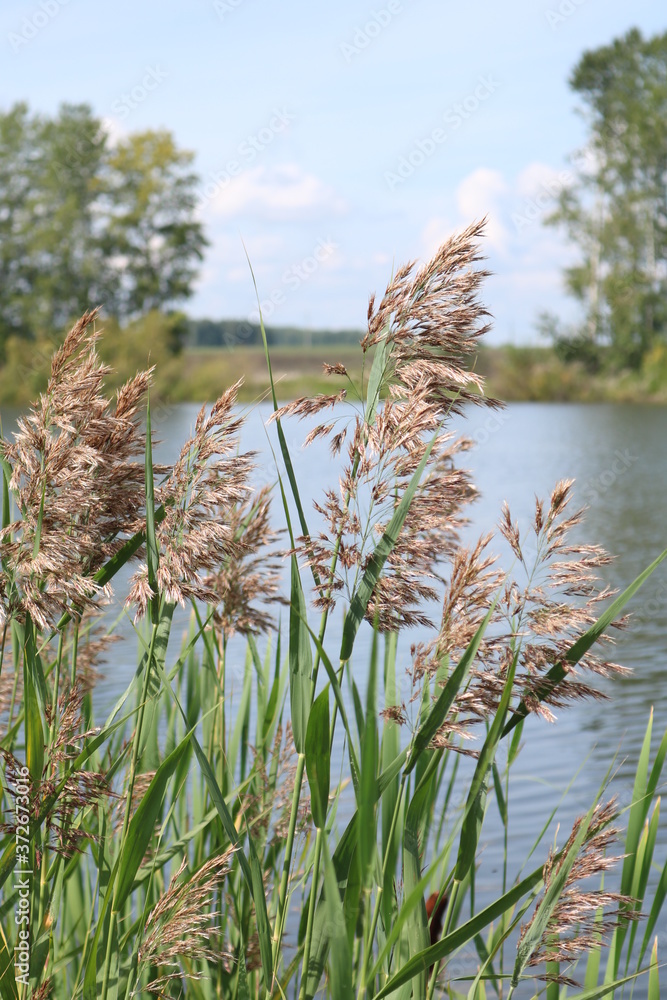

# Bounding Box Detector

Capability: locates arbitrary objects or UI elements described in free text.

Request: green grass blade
[289,555,313,753]
[381,630,401,933]
[246,253,313,550]
[645,722,667,808]
[148,647,274,987]
[555,968,654,999]
[583,895,604,989]
[113,734,192,910]
[306,685,331,830]
[0,929,19,1000]
[638,856,667,967]
[511,768,616,991]
[23,616,45,785]
[455,651,517,882]
[611,710,657,976]
[626,798,660,964]
[648,937,659,1000]
[622,709,653,898]
[492,761,508,827]
[368,837,452,980]
[321,837,353,1000]
[305,815,359,998]
[359,626,379,885]
[94,506,167,592]
[246,821,274,989]
[299,613,360,791]
[403,757,439,996]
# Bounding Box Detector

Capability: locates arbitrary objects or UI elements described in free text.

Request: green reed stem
[100,619,159,1000]
[299,825,325,1000]
[271,447,364,976]
[359,773,409,998]
[426,878,461,1000]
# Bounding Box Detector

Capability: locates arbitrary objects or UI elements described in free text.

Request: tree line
[189,319,360,349]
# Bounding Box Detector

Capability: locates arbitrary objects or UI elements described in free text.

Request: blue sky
[1,0,665,343]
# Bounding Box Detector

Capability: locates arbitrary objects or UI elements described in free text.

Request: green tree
[0,103,43,348]
[34,104,110,330]
[545,28,667,370]
[102,131,207,319]
[0,103,207,357]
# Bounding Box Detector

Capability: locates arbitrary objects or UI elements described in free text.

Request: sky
[1,0,665,344]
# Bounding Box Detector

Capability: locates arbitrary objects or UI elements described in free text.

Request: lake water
[3,399,667,993]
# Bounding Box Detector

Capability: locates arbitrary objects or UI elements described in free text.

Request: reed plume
[127,379,253,617]
[0,310,152,630]
[273,220,500,631]
[519,799,638,984]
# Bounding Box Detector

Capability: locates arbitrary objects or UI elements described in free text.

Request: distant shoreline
[175,343,667,406]
[2,339,666,408]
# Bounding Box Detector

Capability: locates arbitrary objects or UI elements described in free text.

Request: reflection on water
[1,400,666,994]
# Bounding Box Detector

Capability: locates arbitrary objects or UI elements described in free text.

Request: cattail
[426,890,448,945]
[425,890,449,978]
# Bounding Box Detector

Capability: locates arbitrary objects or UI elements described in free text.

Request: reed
[0,221,666,999]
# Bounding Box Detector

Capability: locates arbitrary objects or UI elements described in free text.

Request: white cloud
[99,115,129,147]
[421,169,509,259]
[421,215,453,257]
[208,163,347,220]
[516,161,564,198]
[416,163,580,342]
[456,167,509,254]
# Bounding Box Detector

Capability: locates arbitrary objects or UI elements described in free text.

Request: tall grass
[1,221,666,1000]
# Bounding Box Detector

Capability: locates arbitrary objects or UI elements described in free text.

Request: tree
[545,29,667,370]
[102,131,206,319]
[0,103,207,356]
[32,104,110,331]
